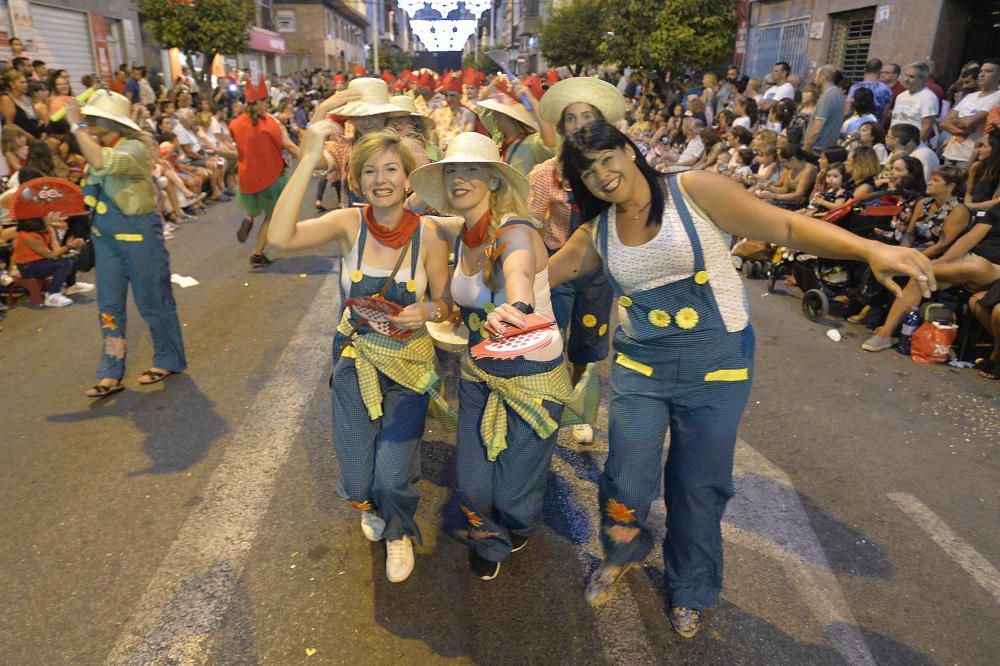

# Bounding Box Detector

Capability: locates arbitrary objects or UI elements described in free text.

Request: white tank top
[339,217,429,299]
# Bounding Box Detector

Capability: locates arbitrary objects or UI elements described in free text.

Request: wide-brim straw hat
[476,98,538,132]
[409,132,530,214]
[336,77,407,117]
[81,89,140,131]
[538,77,626,128]
[389,95,434,131]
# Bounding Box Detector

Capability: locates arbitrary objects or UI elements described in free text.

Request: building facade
[739,0,988,87]
[275,0,368,73]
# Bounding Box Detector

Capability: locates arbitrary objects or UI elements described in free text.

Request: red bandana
[462,210,492,248]
[500,133,526,161]
[363,205,420,249]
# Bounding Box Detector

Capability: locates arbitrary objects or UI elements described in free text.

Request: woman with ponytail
[409,132,573,581]
[268,105,453,584]
[65,90,186,397]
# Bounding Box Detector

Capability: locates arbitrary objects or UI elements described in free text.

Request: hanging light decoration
[410,19,477,52]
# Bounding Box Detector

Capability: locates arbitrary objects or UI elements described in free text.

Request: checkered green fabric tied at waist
[337,314,457,430]
[460,353,574,461]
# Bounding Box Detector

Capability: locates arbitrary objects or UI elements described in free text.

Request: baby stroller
[766,190,917,321]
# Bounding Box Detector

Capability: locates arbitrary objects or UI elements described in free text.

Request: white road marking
[106,272,342,665]
[888,492,1000,605]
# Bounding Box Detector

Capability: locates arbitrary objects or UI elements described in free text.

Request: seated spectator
[862,200,1000,352]
[804,161,849,217]
[686,96,707,125]
[887,122,939,183]
[847,120,889,164]
[725,126,753,170]
[900,166,970,257]
[809,145,848,200]
[842,87,879,137]
[765,99,793,133]
[173,107,229,201]
[11,212,91,307]
[2,125,30,173]
[890,61,940,143]
[751,128,778,154]
[874,156,927,244]
[0,70,42,137]
[658,117,705,171]
[845,146,881,199]
[967,284,1000,379]
[788,83,819,137]
[755,144,816,209]
[197,109,237,191]
[965,130,1000,211]
[732,95,758,131]
[730,147,756,185]
[692,128,725,170]
[715,108,736,136]
[46,70,73,116]
[28,81,50,127]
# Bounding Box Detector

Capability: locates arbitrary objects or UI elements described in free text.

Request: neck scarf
[500,133,526,161]
[364,205,420,249]
[462,210,492,248]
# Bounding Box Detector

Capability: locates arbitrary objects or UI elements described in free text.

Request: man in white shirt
[942,58,1000,166]
[174,108,228,201]
[759,62,795,112]
[658,118,705,173]
[890,61,940,143]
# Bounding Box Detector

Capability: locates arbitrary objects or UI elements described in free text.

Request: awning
[247,27,286,54]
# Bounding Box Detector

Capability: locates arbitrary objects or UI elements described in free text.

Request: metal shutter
[29,3,96,88]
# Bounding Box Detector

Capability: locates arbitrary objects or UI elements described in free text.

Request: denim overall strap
[667,175,705,272]
[355,207,368,273]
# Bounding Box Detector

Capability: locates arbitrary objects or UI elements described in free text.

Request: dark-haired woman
[965,131,1000,212]
[535,121,932,637]
[65,91,186,397]
[754,144,816,210]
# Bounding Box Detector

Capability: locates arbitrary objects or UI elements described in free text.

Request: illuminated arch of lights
[397,1,491,51]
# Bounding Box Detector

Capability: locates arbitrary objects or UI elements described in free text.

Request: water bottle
[897,307,921,355]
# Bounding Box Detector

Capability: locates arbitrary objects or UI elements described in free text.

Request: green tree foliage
[379,44,416,73]
[603,0,735,73]
[137,0,255,88]
[539,0,607,77]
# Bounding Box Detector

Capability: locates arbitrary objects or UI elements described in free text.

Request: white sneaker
[386,536,414,583]
[44,293,73,307]
[572,424,594,444]
[360,510,385,542]
[65,282,94,295]
[163,222,178,233]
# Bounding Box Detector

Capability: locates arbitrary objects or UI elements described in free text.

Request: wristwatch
[71,123,87,133]
[511,301,534,315]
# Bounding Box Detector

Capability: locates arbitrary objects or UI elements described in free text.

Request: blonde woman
[269,110,453,584]
[409,132,573,580]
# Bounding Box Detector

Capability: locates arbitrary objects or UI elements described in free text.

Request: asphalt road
[1,197,998,665]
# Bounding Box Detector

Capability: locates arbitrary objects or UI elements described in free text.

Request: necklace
[617,198,652,223]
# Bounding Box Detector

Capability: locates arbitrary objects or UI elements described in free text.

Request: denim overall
[453,220,565,563]
[597,177,755,611]
[548,182,614,364]
[85,176,186,380]
[331,211,428,544]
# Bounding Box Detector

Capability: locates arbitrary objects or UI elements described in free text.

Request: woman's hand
[388,302,433,330]
[865,242,936,298]
[311,89,361,123]
[66,237,85,250]
[64,99,83,125]
[300,117,342,162]
[44,211,68,228]
[484,303,528,335]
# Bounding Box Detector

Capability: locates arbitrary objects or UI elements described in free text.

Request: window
[745,18,809,80]
[827,7,875,85]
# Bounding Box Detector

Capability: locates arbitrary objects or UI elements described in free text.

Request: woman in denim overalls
[536,121,936,638]
[269,106,453,584]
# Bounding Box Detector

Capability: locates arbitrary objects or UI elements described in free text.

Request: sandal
[86,382,125,398]
[138,369,176,385]
[977,359,1000,380]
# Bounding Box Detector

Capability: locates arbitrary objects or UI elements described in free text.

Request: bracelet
[426,300,440,323]
[71,123,87,132]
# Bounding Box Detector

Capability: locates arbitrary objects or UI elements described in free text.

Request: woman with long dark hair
[64,91,186,397]
[532,120,932,637]
[965,130,1000,211]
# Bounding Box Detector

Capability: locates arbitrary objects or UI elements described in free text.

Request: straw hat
[538,77,626,128]
[389,95,434,131]
[408,132,530,213]
[80,89,140,131]
[336,77,407,117]
[476,98,538,132]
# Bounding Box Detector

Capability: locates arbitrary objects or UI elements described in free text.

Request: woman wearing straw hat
[64,90,186,397]
[319,78,405,210]
[269,114,454,584]
[409,132,573,580]
[539,120,934,637]
[530,76,626,444]
[230,76,301,267]
[387,94,441,165]
[476,87,556,177]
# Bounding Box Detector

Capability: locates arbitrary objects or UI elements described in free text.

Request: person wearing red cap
[411,71,444,116]
[230,77,302,266]
[430,74,477,151]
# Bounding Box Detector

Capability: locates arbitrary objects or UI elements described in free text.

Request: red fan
[7,177,89,220]
[345,296,413,339]
[471,313,559,359]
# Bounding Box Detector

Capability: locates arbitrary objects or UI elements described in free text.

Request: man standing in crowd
[847,59,893,118]
[804,65,846,155]
[124,66,142,104]
[942,58,1000,167]
[880,63,906,103]
[759,62,795,111]
[891,61,940,142]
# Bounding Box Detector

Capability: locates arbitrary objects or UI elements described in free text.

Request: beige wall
[751,0,968,83]
[275,2,366,71]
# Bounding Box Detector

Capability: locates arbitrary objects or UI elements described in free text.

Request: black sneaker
[511,533,528,553]
[669,606,703,638]
[237,217,253,243]
[249,253,273,267]
[469,549,500,580]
